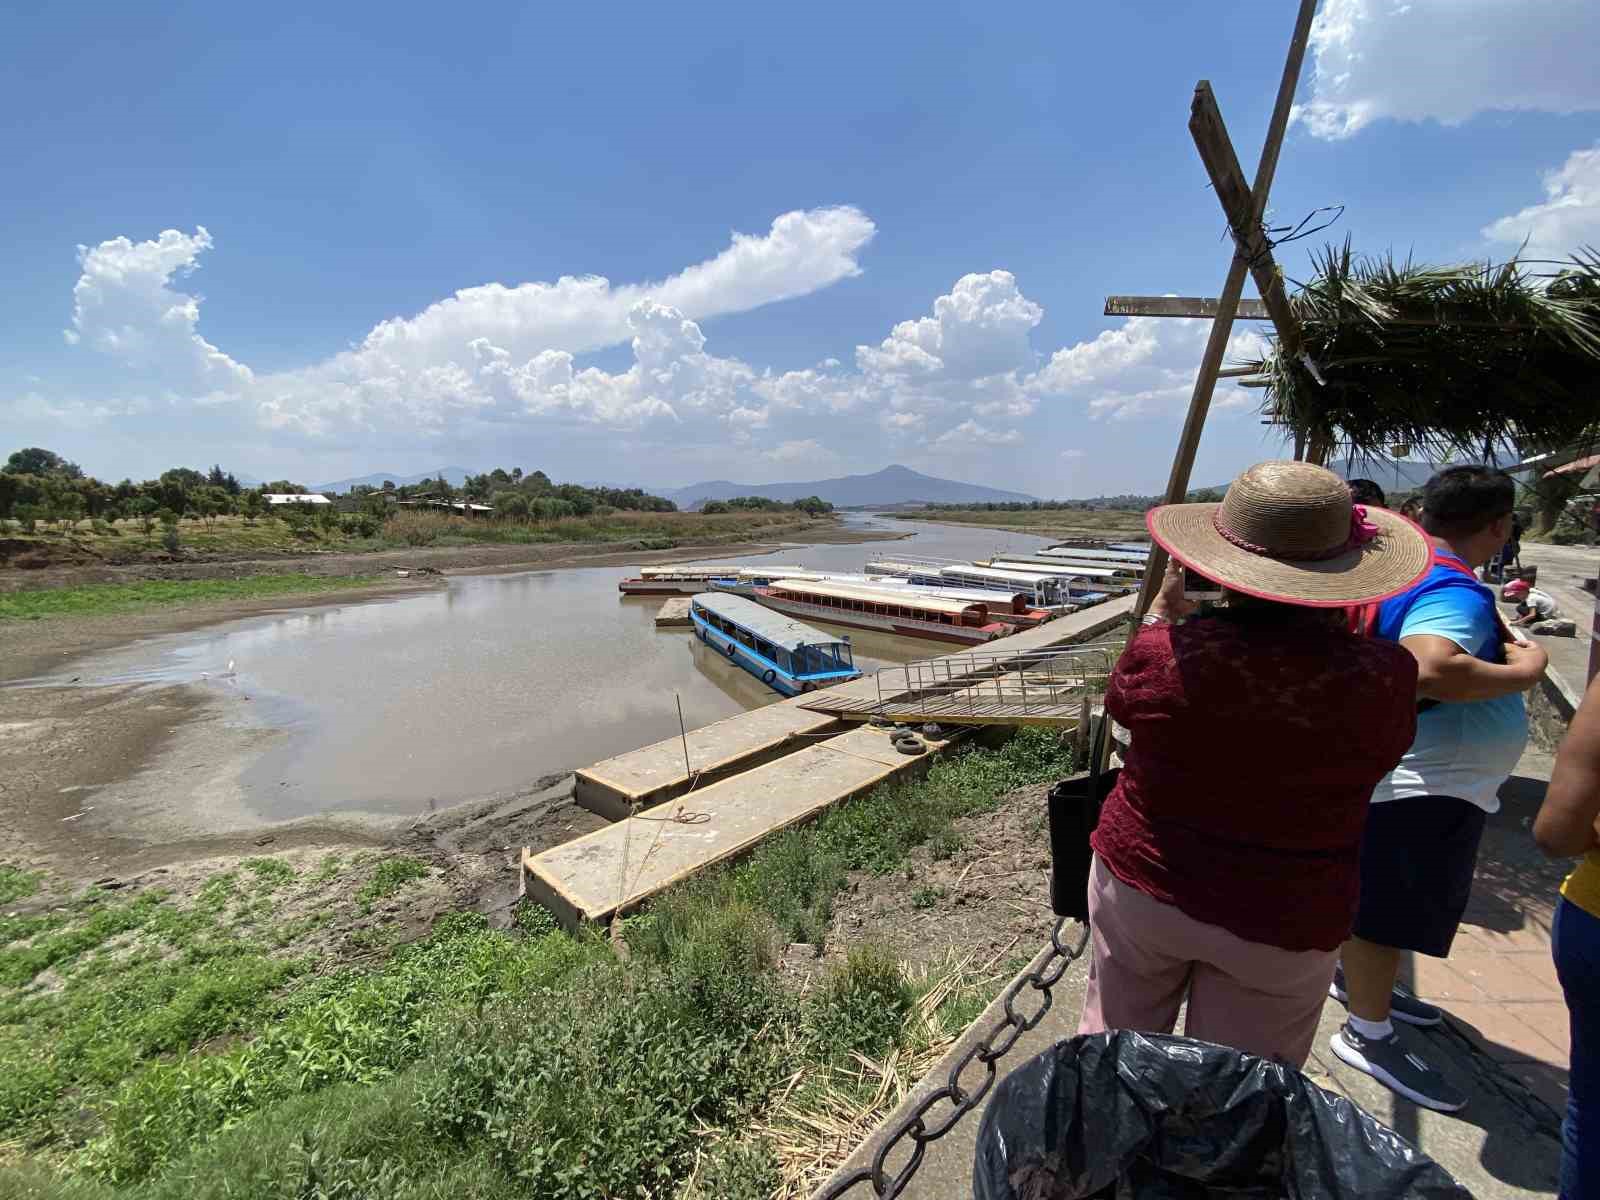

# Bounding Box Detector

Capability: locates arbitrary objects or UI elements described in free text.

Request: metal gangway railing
[800,641,1119,729]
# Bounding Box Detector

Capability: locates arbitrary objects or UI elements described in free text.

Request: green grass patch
[0,575,383,622]
[0,731,1071,1199]
[0,863,44,904]
[355,858,429,913]
[240,858,295,893]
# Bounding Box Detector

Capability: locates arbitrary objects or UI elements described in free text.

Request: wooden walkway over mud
[531,593,1136,927]
[797,645,1115,727]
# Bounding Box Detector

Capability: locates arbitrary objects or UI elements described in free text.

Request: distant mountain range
[299,459,1457,503]
[312,467,473,492]
[662,465,1037,510]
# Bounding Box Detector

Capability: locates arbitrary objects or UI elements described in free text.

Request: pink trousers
[1077,857,1338,1068]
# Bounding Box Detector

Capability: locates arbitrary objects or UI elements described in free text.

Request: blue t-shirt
[1370,553,1527,812]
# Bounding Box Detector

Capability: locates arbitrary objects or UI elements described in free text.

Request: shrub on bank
[381,510,444,546]
[377,507,823,551]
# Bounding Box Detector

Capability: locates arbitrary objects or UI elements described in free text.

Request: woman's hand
[1148,560,1198,624]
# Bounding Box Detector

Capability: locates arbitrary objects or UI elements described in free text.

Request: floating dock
[572,703,844,820]
[574,594,1133,820]
[653,597,693,627]
[526,725,955,929]
[537,593,1137,923]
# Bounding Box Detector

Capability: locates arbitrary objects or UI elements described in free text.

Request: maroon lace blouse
[1091,613,1418,952]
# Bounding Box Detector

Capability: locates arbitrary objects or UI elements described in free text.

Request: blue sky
[4,0,1599,495]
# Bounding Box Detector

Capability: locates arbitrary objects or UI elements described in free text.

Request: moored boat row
[746,578,1011,645]
[618,563,809,594]
[625,535,1147,651]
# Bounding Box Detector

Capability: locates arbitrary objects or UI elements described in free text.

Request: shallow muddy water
[15,516,1067,821]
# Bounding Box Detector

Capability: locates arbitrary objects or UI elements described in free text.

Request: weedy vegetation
[0,729,1072,1199]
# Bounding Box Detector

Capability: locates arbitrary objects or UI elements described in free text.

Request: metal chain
[815,917,1089,1200]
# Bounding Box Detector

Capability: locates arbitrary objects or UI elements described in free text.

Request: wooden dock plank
[527,725,954,928]
[573,704,843,819]
[573,594,1134,817]
[653,597,692,627]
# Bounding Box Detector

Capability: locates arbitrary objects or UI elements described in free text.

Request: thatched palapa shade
[1245,240,1600,461]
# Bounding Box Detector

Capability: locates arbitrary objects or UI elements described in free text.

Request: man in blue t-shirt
[1330,467,1548,1112]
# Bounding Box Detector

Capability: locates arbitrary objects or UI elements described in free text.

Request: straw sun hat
[1146,460,1432,608]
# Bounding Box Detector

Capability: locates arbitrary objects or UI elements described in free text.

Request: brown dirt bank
[0,519,903,594]
[0,676,608,904]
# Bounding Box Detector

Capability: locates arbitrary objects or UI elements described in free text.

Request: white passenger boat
[747,578,1011,645]
[689,593,861,696]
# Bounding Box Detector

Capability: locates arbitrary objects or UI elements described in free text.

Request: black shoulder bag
[1046,715,1120,921]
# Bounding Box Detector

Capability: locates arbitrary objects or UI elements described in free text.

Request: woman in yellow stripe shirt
[1537,673,1600,1199]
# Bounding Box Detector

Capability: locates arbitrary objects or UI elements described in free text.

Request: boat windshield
[794,642,854,677]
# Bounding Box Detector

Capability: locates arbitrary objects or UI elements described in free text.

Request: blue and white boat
[689,592,861,696]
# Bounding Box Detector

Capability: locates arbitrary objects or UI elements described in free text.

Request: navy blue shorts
[1353,796,1487,958]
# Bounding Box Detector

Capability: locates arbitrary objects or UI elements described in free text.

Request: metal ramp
[798,643,1117,727]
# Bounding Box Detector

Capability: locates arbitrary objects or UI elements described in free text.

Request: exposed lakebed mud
[0,528,910,885]
[0,517,1048,909]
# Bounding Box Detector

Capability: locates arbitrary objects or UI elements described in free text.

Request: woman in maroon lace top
[1077,461,1429,1067]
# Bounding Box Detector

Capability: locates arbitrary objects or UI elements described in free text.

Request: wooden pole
[1131,0,1319,621]
[675,693,692,779]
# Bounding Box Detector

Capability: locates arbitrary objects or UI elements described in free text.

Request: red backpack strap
[1348,549,1473,638]
[1429,548,1478,580]
[1347,602,1381,637]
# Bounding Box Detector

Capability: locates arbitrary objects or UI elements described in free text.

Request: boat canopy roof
[856,578,1030,608]
[985,559,1123,578]
[806,574,1029,611]
[946,564,1106,584]
[1034,547,1149,564]
[1106,543,1152,554]
[767,578,984,618]
[734,565,814,580]
[690,592,844,651]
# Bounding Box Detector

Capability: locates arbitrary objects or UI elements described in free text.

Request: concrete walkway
[1516,541,1596,694]
[812,747,1573,1199]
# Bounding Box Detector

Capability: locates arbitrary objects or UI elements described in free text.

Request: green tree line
[0,448,696,532]
[0,449,268,533]
[699,495,833,515]
[351,468,681,520]
[920,488,1223,514]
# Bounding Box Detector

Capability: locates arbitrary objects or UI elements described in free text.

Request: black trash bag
[974,1032,1469,1200]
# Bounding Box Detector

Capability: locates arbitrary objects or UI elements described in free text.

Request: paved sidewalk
[815,748,1573,1199]
[1304,746,1567,1197]
[1516,541,1595,692]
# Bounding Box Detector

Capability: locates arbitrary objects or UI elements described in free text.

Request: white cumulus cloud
[762,438,839,465]
[64,227,252,397]
[1029,316,1266,421]
[1294,0,1600,140]
[34,220,1292,492]
[1483,143,1600,261]
[933,420,1023,449]
[65,209,873,439]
